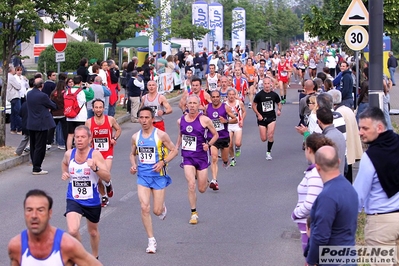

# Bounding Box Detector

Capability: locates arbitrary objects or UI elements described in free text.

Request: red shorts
[153,120,165,131]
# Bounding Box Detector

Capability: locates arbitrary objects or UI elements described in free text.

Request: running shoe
[266,152,273,161]
[248,103,252,109]
[223,162,229,170]
[209,180,219,190]
[146,238,157,254]
[101,196,109,207]
[106,181,114,198]
[235,147,241,157]
[159,204,167,220]
[230,159,236,167]
[281,99,286,104]
[189,211,199,224]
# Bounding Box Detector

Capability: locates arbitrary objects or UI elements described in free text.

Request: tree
[303,0,399,43]
[75,0,157,59]
[0,0,83,146]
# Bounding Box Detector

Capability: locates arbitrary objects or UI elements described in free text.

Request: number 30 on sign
[345,25,369,51]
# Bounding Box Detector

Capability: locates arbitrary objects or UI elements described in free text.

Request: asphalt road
[0,86,309,266]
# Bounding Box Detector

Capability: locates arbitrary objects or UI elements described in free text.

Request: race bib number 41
[138,147,156,164]
[182,135,197,151]
[94,138,109,151]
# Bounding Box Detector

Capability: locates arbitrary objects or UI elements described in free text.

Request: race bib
[72,180,93,200]
[182,135,197,151]
[213,119,224,131]
[210,83,217,90]
[249,75,254,81]
[149,105,159,115]
[94,138,109,151]
[281,71,288,77]
[262,100,273,112]
[138,147,156,164]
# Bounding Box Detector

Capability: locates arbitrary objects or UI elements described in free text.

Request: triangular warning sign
[340,0,369,25]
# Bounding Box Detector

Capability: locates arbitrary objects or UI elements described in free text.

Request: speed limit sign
[345,25,369,51]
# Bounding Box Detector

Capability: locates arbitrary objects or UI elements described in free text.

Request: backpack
[64,87,83,118]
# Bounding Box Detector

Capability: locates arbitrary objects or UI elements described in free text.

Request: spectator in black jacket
[76,58,89,83]
[42,71,57,97]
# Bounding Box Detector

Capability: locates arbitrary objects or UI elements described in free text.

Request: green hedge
[38,41,104,73]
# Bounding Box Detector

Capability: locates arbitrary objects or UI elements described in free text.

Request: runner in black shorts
[252,77,282,161]
[205,90,237,190]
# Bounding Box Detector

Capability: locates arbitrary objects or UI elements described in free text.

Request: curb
[0,94,183,172]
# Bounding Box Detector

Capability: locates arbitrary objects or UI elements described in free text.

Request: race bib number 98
[72,180,93,200]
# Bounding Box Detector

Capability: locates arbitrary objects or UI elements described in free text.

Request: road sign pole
[355,50,359,109]
[57,62,60,77]
[368,0,384,109]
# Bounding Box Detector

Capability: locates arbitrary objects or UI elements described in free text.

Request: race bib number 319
[138,147,156,164]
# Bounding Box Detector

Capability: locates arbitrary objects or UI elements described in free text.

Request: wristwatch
[93,166,100,172]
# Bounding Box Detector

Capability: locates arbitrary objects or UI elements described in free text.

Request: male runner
[205,64,221,93]
[252,77,282,160]
[8,189,101,265]
[232,67,249,103]
[179,77,211,113]
[277,55,292,104]
[176,94,218,224]
[85,99,121,207]
[130,107,178,254]
[205,90,237,190]
[226,88,246,166]
[140,80,173,131]
[219,76,231,102]
[61,125,111,259]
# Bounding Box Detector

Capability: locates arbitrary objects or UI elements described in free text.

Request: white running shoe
[146,238,157,254]
[159,204,167,220]
[266,152,272,160]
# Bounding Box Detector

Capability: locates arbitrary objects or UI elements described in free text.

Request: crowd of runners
[7,39,399,266]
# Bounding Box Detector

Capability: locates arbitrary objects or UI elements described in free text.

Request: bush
[38,41,104,73]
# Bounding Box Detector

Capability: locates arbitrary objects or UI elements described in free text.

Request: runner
[179,77,211,114]
[225,88,246,167]
[183,68,193,93]
[85,99,121,207]
[232,67,249,103]
[219,76,232,102]
[277,55,292,104]
[205,90,237,190]
[176,94,218,224]
[130,106,178,254]
[8,189,102,265]
[252,77,282,160]
[61,125,111,259]
[140,80,172,131]
[205,64,221,93]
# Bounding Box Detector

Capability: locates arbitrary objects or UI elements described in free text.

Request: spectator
[337,61,353,108]
[354,107,399,266]
[387,51,397,86]
[49,80,68,150]
[65,76,89,150]
[26,78,57,174]
[42,71,57,97]
[7,66,22,134]
[76,58,89,83]
[127,70,144,123]
[306,145,358,266]
[106,60,120,117]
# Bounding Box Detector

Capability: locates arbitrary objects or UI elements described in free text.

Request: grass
[0,146,16,161]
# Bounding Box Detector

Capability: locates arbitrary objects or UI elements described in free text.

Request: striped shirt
[293,165,324,224]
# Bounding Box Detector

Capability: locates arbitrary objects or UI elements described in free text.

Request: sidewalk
[0,94,182,172]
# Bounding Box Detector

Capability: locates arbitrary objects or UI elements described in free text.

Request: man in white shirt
[7,66,22,134]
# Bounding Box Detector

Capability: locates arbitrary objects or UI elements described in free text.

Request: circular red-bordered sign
[53,30,68,52]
